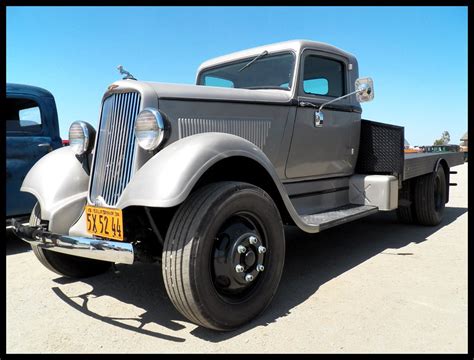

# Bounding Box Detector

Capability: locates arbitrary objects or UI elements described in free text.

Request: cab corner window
[7,98,42,133]
[303,55,344,97]
[303,78,329,96]
[203,76,234,88]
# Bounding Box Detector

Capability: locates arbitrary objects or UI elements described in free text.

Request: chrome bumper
[11,219,134,265]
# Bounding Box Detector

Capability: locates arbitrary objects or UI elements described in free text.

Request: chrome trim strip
[11,219,134,265]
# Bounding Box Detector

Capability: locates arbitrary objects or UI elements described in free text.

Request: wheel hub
[212,216,267,296]
[244,250,256,267]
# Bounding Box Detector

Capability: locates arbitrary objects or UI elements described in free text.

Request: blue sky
[7,6,467,146]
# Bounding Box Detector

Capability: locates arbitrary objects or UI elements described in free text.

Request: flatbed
[404,152,464,180]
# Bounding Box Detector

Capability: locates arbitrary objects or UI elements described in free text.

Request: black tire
[162,181,285,331]
[30,203,112,278]
[396,180,417,224]
[413,166,447,226]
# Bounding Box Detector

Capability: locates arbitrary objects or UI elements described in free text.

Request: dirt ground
[6,163,467,353]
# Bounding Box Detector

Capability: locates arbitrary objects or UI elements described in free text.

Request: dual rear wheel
[396,166,447,226]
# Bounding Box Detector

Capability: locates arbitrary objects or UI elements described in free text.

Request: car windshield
[198,52,295,90]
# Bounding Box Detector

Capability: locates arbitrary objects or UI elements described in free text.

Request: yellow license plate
[85,205,124,241]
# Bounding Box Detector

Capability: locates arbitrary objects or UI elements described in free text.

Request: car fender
[21,146,89,233]
[116,133,304,227]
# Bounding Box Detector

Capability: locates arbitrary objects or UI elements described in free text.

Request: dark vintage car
[6,83,63,224]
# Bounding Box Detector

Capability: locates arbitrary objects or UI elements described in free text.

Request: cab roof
[197,39,357,73]
[7,83,54,98]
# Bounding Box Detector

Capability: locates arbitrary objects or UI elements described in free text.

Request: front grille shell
[89,92,141,207]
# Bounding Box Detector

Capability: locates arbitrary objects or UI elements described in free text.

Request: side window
[302,55,345,97]
[304,78,329,95]
[203,76,234,88]
[6,98,43,133]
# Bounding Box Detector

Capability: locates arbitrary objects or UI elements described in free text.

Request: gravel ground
[6,163,467,353]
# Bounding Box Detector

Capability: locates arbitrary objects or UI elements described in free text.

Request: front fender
[116,133,284,209]
[21,146,89,233]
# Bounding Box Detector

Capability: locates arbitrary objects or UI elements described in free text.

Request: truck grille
[89,92,141,207]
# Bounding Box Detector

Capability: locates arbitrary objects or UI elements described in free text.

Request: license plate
[85,205,124,241]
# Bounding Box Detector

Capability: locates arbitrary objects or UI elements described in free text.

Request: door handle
[314,111,324,127]
[38,143,53,152]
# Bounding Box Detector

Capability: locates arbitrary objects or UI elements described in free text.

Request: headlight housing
[68,121,96,156]
[134,108,167,151]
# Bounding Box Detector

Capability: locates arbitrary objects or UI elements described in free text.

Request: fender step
[300,204,378,232]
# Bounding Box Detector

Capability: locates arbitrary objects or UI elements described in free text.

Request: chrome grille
[89,92,141,207]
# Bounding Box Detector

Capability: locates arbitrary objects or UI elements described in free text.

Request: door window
[302,55,345,97]
[6,98,43,133]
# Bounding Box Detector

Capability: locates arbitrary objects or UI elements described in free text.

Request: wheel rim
[434,175,443,211]
[211,212,267,302]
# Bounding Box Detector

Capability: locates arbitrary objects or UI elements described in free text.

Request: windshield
[197,52,295,90]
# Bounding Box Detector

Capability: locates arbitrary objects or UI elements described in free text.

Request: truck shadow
[46,206,466,342]
[6,230,32,256]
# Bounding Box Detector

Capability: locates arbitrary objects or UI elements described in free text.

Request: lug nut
[237,245,247,254]
[235,265,244,273]
[258,246,267,254]
[249,236,258,244]
[245,274,254,282]
[256,264,264,272]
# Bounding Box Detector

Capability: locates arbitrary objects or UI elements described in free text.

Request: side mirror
[355,77,374,103]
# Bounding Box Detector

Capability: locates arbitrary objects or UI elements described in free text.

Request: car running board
[300,204,379,232]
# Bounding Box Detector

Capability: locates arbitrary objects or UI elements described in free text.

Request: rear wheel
[30,203,112,278]
[413,166,447,226]
[162,181,285,331]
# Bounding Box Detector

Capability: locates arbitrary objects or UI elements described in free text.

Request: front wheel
[162,181,285,331]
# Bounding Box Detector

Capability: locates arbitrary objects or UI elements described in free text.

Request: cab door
[285,51,361,179]
[6,95,53,217]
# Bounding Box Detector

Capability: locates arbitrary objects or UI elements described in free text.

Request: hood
[146,81,293,104]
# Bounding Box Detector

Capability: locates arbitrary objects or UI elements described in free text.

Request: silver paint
[178,117,272,149]
[20,146,90,233]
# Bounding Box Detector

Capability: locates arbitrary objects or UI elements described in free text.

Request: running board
[300,205,379,232]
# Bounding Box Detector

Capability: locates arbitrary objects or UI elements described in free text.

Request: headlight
[134,108,166,151]
[69,121,95,156]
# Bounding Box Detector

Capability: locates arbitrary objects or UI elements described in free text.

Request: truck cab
[197,40,362,180]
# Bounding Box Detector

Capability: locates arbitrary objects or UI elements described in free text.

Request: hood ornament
[117,65,136,80]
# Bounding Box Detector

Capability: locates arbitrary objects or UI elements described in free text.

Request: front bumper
[11,219,134,265]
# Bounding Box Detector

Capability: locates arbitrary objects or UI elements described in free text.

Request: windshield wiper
[238,50,268,72]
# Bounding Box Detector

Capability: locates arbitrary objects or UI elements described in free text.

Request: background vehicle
[421,144,461,153]
[13,40,464,331]
[6,83,62,226]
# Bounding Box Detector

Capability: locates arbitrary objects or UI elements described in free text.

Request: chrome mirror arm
[298,80,371,128]
[318,88,361,112]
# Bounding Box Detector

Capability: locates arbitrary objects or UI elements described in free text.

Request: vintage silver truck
[13,40,464,331]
